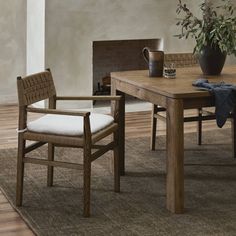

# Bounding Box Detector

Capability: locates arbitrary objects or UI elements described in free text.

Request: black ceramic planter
[198,45,227,75]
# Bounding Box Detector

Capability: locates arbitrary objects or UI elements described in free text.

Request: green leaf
[175,0,236,55]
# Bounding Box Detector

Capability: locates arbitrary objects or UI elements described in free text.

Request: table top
[111,65,236,99]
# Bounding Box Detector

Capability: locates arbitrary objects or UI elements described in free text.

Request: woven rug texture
[0,129,236,235]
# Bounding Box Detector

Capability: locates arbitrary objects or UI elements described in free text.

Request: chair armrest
[56,96,121,101]
[26,107,90,117]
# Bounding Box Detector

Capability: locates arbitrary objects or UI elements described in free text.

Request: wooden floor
[0,104,228,235]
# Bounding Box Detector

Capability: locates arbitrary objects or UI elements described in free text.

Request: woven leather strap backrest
[17,70,56,106]
[164,53,198,68]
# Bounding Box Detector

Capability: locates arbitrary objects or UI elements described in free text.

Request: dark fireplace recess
[92,38,162,103]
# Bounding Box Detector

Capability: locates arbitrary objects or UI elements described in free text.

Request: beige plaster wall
[1,0,235,104]
[0,0,26,104]
[27,0,45,75]
[45,0,202,108]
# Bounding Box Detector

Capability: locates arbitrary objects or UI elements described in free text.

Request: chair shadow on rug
[16,69,121,217]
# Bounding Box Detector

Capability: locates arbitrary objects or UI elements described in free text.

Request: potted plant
[176,0,236,75]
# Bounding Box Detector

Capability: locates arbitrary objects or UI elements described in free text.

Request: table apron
[112,79,167,108]
[183,97,214,109]
[112,79,215,110]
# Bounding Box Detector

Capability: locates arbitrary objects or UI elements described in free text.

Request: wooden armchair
[151,53,202,150]
[16,69,121,217]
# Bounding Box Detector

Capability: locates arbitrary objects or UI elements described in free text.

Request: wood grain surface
[111,65,236,99]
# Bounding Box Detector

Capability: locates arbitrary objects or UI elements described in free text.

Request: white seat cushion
[27,113,114,136]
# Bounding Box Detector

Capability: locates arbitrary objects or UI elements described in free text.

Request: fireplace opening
[92,38,162,106]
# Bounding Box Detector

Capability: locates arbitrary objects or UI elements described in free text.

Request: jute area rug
[1,129,236,236]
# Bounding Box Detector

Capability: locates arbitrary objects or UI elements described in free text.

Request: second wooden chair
[151,53,215,150]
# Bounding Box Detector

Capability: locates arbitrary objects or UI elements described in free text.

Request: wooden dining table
[111,65,236,214]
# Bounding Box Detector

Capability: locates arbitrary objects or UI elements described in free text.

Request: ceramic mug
[142,47,164,77]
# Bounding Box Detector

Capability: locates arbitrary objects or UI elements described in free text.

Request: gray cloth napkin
[192,79,236,128]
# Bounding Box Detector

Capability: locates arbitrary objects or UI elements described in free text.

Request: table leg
[166,97,184,213]
[150,104,158,150]
[231,111,236,158]
[111,80,125,175]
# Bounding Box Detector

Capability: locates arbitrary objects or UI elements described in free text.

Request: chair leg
[83,146,91,217]
[16,137,25,206]
[197,108,202,145]
[150,104,158,150]
[231,112,236,158]
[113,131,120,192]
[47,143,54,186]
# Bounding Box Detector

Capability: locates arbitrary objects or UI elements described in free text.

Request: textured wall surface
[0,0,26,103]
[1,0,236,104]
[27,0,45,74]
[45,0,202,107]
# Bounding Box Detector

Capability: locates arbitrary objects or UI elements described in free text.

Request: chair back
[164,53,198,68]
[17,69,56,106]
